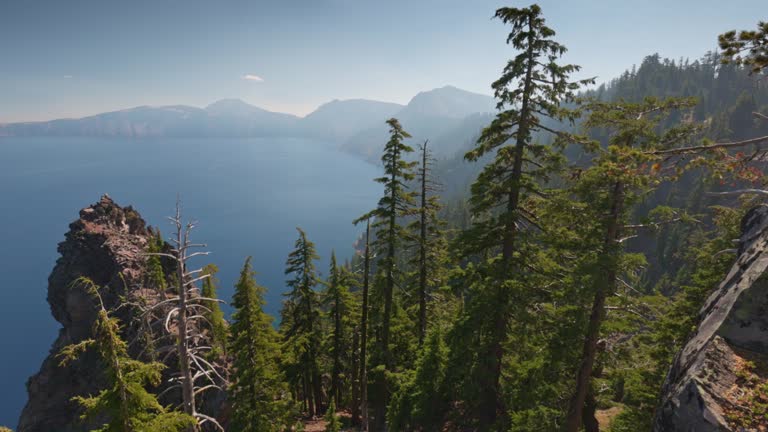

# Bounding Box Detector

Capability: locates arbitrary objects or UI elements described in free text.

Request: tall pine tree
[358,118,417,428]
[450,4,591,428]
[200,264,227,358]
[281,228,323,417]
[563,97,700,431]
[322,252,358,409]
[371,118,417,367]
[229,257,291,432]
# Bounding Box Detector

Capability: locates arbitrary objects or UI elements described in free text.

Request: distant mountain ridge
[0,86,497,159]
[341,86,496,160]
[0,101,300,138]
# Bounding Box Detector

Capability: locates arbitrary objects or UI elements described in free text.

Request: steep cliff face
[17,196,227,432]
[17,195,153,432]
[655,205,768,431]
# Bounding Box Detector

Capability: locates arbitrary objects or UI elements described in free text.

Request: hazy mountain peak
[401,86,496,119]
[205,98,265,116]
[299,98,405,142]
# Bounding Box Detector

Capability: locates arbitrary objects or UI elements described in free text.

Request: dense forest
[10,5,768,432]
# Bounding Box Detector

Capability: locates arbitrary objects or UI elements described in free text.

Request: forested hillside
[12,5,768,432]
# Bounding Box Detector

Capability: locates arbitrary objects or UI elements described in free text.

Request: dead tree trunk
[145,202,227,432]
[417,141,429,346]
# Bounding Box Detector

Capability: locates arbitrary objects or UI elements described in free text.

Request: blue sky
[0,0,764,122]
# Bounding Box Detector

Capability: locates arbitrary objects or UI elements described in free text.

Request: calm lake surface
[0,136,380,428]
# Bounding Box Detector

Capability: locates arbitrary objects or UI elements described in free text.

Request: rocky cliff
[655,204,768,431]
[17,196,226,432]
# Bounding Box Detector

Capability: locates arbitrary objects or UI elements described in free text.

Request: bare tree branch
[707,189,768,197]
[651,135,768,155]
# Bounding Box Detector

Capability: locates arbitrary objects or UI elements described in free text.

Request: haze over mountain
[341,85,497,160]
[0,100,300,138]
[0,86,495,159]
[298,99,405,143]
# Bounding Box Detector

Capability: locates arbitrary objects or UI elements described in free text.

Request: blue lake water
[0,136,381,428]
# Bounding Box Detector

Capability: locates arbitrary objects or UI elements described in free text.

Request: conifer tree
[388,328,448,432]
[370,118,417,367]
[409,140,448,345]
[719,21,768,75]
[145,230,167,295]
[451,4,591,428]
[322,252,358,408]
[563,97,700,432]
[59,278,196,432]
[229,257,291,432]
[281,228,323,417]
[324,398,342,432]
[356,118,416,428]
[200,264,227,358]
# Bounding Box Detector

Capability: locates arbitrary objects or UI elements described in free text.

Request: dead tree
[143,202,227,432]
[412,140,445,346]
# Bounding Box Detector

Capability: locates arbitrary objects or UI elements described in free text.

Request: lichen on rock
[655,204,768,431]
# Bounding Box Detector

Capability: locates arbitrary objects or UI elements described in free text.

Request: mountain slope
[0,87,496,157]
[0,100,299,138]
[298,99,404,142]
[341,86,496,160]
[203,99,299,136]
[396,85,496,119]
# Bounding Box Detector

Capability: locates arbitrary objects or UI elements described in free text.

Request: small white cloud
[241,74,264,82]
[63,75,73,79]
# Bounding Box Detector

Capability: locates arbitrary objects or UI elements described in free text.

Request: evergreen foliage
[281,228,324,417]
[387,328,449,432]
[357,117,418,426]
[369,118,417,368]
[40,10,768,432]
[200,264,228,358]
[229,257,291,432]
[145,231,167,294]
[408,140,450,345]
[322,252,359,408]
[445,4,592,429]
[323,398,342,432]
[719,21,768,74]
[563,96,701,431]
[59,278,196,432]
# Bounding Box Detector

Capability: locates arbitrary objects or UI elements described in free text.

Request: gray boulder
[655,204,768,431]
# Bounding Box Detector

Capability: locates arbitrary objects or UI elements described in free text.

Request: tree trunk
[332,287,342,404]
[418,142,428,346]
[313,366,323,416]
[565,180,624,432]
[305,370,315,417]
[175,225,198,431]
[583,387,600,432]
[351,328,361,425]
[480,16,536,429]
[360,220,371,431]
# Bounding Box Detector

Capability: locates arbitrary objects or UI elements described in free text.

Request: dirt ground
[596,406,623,430]
[302,410,353,432]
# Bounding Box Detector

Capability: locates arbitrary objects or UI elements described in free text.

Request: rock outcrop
[18,195,151,432]
[17,196,227,432]
[655,204,768,431]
